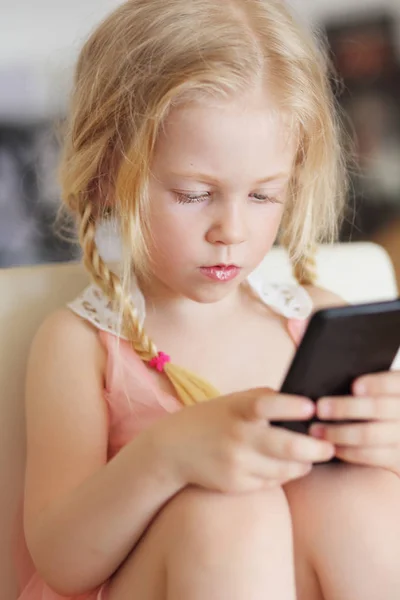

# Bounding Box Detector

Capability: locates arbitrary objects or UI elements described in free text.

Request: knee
[160,485,294,559]
[296,463,400,518]
[325,465,400,559]
[286,464,400,564]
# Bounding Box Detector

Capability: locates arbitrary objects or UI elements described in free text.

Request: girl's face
[146,87,296,304]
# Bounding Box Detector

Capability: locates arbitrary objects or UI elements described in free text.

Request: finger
[251,454,313,482]
[353,371,400,397]
[250,395,315,422]
[317,397,400,421]
[231,389,279,421]
[310,421,400,446]
[334,444,400,472]
[258,426,334,463]
[234,475,282,492]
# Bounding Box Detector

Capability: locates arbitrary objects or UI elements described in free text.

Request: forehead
[152,90,297,178]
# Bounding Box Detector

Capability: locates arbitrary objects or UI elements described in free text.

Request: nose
[206,199,247,246]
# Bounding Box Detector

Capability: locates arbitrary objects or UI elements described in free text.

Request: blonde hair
[60,0,348,404]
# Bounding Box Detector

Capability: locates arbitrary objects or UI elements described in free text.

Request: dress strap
[247,274,313,320]
[67,275,147,340]
[286,317,309,347]
[67,284,128,338]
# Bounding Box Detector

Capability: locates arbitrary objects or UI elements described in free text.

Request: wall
[1,0,399,65]
[1,0,400,119]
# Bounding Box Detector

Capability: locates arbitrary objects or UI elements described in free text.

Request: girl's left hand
[309,371,400,477]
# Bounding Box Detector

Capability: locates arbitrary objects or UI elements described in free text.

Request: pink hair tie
[149,351,171,372]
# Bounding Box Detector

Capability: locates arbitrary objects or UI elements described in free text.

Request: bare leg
[165,486,296,600]
[285,463,400,600]
[108,485,297,600]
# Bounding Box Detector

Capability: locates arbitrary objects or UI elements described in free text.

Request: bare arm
[24,310,184,596]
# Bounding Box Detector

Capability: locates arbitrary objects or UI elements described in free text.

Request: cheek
[147,207,201,261]
[250,205,284,246]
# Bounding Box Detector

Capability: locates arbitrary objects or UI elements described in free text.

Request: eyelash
[175,192,280,205]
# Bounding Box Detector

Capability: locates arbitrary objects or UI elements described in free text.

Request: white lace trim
[68,284,128,339]
[67,274,313,339]
[247,272,313,319]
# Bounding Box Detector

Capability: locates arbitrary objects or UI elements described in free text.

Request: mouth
[199,264,241,282]
[202,263,240,268]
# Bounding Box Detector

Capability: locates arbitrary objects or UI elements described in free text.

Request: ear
[287,318,309,347]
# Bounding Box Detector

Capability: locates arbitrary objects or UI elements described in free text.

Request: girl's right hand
[148,389,335,494]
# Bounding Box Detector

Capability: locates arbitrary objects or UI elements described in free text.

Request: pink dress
[13,281,313,599]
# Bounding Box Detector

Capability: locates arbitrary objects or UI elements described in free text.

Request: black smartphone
[272,298,400,436]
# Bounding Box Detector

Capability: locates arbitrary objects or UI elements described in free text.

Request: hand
[151,388,335,494]
[310,371,400,477]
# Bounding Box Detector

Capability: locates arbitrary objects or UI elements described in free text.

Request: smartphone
[272,298,400,436]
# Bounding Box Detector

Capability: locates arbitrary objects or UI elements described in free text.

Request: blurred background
[0,0,399,285]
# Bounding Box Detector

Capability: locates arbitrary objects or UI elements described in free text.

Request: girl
[17,1,400,599]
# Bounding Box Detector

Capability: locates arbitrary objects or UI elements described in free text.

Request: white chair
[0,242,398,599]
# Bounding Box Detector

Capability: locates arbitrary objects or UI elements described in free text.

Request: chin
[182,281,242,304]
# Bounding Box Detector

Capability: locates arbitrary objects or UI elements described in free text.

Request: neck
[138,275,248,325]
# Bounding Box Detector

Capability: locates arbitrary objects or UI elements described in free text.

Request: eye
[250,193,280,204]
[175,192,211,204]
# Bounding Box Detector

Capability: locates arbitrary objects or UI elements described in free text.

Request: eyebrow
[169,171,289,185]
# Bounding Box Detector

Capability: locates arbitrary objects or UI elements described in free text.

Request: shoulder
[29,308,106,378]
[303,285,347,312]
[33,306,103,344]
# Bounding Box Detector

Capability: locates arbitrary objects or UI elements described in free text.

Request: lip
[199,265,241,282]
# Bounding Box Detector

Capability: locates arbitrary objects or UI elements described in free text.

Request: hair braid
[77,204,222,406]
[78,204,158,362]
[291,248,318,286]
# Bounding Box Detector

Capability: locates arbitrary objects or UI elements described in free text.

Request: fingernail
[303,402,315,415]
[318,400,333,418]
[354,379,367,395]
[310,424,326,438]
